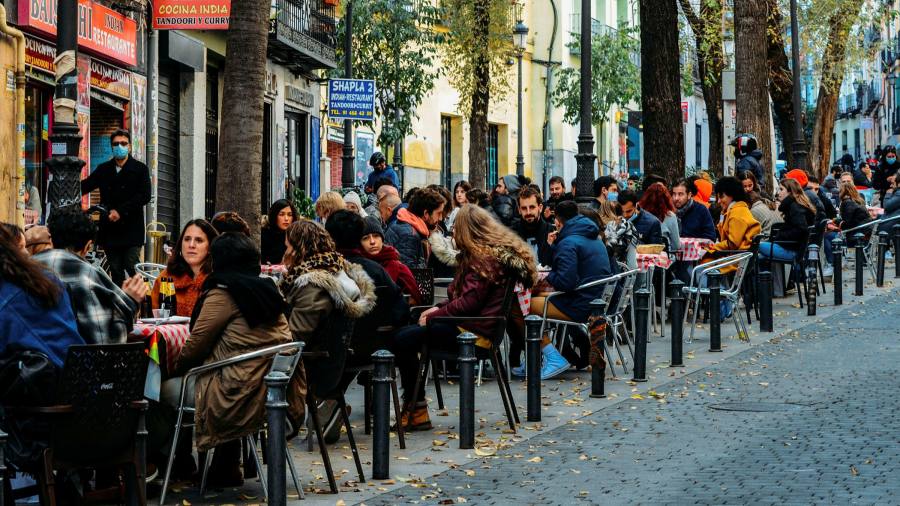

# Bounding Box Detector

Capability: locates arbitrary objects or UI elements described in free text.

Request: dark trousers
[389,323,460,403]
[105,245,142,286]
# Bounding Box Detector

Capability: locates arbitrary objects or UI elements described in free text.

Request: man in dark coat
[81,129,151,286]
[384,188,445,269]
[672,178,717,241]
[513,186,553,266]
[618,190,663,245]
[731,133,765,184]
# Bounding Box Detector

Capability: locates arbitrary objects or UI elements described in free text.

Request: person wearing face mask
[81,129,151,286]
[873,146,897,203]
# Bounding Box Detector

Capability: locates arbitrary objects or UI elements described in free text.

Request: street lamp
[574,0,596,204]
[341,0,355,188]
[789,0,808,171]
[514,19,528,177]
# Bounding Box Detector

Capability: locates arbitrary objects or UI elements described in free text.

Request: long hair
[315,191,345,220]
[266,199,299,231]
[839,181,865,205]
[285,220,336,265]
[167,219,219,277]
[452,180,473,208]
[738,170,760,192]
[0,225,60,308]
[779,178,816,215]
[452,205,537,286]
[428,184,453,217]
[638,183,676,221]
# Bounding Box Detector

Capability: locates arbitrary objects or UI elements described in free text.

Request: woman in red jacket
[389,205,537,430]
[358,218,422,305]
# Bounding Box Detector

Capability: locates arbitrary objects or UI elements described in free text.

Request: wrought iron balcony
[269,0,338,72]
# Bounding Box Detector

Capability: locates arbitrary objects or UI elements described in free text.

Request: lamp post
[789,0,808,171]
[514,19,528,177]
[341,0,355,188]
[574,0,596,205]
[45,0,85,216]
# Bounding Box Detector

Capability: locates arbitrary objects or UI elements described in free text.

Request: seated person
[35,208,146,344]
[878,169,900,234]
[838,182,872,234]
[391,205,537,431]
[702,176,761,263]
[639,183,681,252]
[260,200,299,265]
[24,225,53,256]
[514,185,554,266]
[170,233,303,487]
[672,178,717,241]
[1,223,26,254]
[358,216,422,305]
[759,178,815,263]
[618,190,663,245]
[151,219,218,317]
[210,211,251,236]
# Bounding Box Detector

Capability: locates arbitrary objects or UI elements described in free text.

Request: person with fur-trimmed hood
[390,205,537,431]
[279,220,377,402]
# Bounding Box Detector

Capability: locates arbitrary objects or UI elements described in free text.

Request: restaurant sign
[153,0,231,30]
[90,59,131,100]
[19,0,138,67]
[24,35,56,81]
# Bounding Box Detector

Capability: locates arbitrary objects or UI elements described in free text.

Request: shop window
[487,124,499,188]
[287,112,308,196]
[23,86,52,225]
[441,116,452,188]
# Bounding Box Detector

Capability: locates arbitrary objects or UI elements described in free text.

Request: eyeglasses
[112,141,129,147]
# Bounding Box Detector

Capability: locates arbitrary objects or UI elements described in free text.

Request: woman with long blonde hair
[390,205,536,431]
[759,178,816,262]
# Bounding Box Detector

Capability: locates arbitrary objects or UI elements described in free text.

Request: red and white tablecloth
[516,271,550,316]
[261,264,287,277]
[636,252,672,272]
[677,238,715,262]
[130,323,191,376]
[868,206,884,219]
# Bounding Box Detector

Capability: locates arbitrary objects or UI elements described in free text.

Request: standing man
[81,129,151,286]
[514,185,553,266]
[731,133,765,184]
[365,151,401,194]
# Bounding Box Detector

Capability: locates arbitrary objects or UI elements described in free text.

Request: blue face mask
[887,157,896,165]
[608,191,619,202]
[112,144,129,160]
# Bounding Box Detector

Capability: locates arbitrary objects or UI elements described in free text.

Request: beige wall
[0,32,18,223]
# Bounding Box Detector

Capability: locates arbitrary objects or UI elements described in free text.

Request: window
[441,116,452,189]
[695,123,702,168]
[487,124,499,188]
[286,112,308,196]
[853,128,860,160]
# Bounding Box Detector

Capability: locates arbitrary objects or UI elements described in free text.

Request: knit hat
[24,225,51,247]
[502,174,523,194]
[343,191,368,217]
[785,169,809,188]
[362,215,384,238]
[693,179,713,206]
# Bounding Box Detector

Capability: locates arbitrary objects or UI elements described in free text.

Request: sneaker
[393,405,432,431]
[719,299,734,322]
[540,345,571,380]
[511,364,526,377]
[323,404,350,444]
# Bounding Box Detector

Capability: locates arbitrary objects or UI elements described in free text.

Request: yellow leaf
[630,394,644,400]
[336,501,346,506]
[457,497,468,503]
[758,382,769,387]
[182,501,191,506]
[579,454,589,460]
[528,456,543,463]
[465,469,476,477]
[475,446,497,456]
[433,439,447,446]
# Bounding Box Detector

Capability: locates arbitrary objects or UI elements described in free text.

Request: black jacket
[803,189,828,224]
[815,188,837,219]
[513,218,554,266]
[491,193,520,228]
[81,157,151,248]
[775,196,814,251]
[736,150,765,183]
[839,198,871,232]
[630,210,663,245]
[339,250,409,354]
[260,226,287,265]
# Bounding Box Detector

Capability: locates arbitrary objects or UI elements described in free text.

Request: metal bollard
[708,270,722,352]
[806,244,819,316]
[457,332,477,449]
[371,350,394,480]
[632,289,650,382]
[893,224,900,278]
[265,369,290,506]
[524,315,543,420]
[854,233,865,296]
[876,231,889,287]
[758,271,774,332]
[669,280,685,367]
[587,299,606,399]
[832,238,843,306]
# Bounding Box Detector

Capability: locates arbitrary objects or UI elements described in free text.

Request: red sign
[152,0,231,30]
[24,35,56,75]
[681,101,689,124]
[90,59,131,99]
[19,0,138,67]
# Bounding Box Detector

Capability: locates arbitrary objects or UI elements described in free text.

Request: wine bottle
[141,280,153,318]
[169,278,178,315]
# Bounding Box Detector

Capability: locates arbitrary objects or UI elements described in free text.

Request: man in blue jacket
[618,190,663,245]
[364,152,400,194]
[672,178,717,241]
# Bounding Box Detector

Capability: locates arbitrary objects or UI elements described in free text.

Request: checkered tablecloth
[131,323,191,376]
[868,206,885,219]
[516,271,550,316]
[261,264,287,277]
[677,238,715,262]
[636,252,673,272]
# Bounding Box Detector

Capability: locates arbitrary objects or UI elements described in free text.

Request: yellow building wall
[0,32,18,223]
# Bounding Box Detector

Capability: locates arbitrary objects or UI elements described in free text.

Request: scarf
[279,251,345,298]
[397,207,429,237]
[191,270,287,330]
[675,199,694,228]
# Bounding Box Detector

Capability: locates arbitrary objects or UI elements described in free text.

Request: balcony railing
[569,14,640,68]
[269,0,338,71]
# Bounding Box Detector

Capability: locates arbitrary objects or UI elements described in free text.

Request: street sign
[328,79,376,121]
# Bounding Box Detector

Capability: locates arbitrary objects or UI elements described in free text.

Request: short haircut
[642,174,667,190]
[807,175,820,184]
[46,207,96,252]
[617,189,639,206]
[713,176,749,203]
[628,175,641,182]
[325,209,365,250]
[549,175,565,187]
[672,177,697,195]
[570,178,577,188]
[110,128,131,144]
[555,200,579,222]
[210,232,261,275]
[518,185,542,203]
[466,188,489,206]
[315,191,345,217]
[211,211,251,236]
[840,171,854,179]
[593,176,616,198]
[408,188,445,216]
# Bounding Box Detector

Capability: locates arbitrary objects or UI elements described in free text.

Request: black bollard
[457,332,477,450]
[893,224,900,278]
[669,280,685,367]
[832,238,843,306]
[524,315,543,419]
[876,231,889,287]
[587,299,606,399]
[854,233,865,296]
[708,270,722,352]
[806,244,819,316]
[371,350,394,480]
[758,271,774,332]
[632,289,650,382]
[265,367,290,506]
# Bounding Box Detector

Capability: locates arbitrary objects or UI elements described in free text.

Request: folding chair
[682,252,754,344]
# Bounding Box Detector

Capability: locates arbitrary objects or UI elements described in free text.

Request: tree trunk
[678,0,724,177]
[734,0,773,192]
[765,0,797,169]
[808,0,865,180]
[639,0,685,184]
[466,0,490,189]
[216,0,270,240]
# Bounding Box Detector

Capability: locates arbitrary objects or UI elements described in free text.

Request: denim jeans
[758,242,800,263]
[822,231,837,264]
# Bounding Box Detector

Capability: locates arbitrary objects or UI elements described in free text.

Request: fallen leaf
[850,465,859,476]
[336,501,346,506]
[432,440,447,447]
[527,456,543,463]
[465,469,476,477]
[631,394,644,400]
[181,501,191,506]
[457,497,468,503]
[758,382,769,387]
[475,446,497,456]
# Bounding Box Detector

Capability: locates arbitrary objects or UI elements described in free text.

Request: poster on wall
[130,74,147,162]
[354,131,374,187]
[310,116,321,202]
[77,54,91,209]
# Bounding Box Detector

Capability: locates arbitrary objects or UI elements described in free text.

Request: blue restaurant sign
[328,78,376,121]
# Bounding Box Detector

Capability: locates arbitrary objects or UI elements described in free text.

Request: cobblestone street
[365,287,900,505]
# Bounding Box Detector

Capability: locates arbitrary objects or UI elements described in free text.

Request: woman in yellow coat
[702,176,761,272]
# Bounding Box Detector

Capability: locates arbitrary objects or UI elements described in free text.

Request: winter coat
[839,198,871,233]
[174,288,302,451]
[151,268,207,318]
[282,262,376,397]
[361,245,422,305]
[0,276,84,368]
[365,166,401,190]
[80,157,151,248]
[815,188,837,219]
[513,218,554,266]
[773,196,814,251]
[873,161,896,192]
[629,210,663,245]
[750,199,783,237]
[425,246,533,340]
[803,189,828,224]
[546,215,614,323]
[676,200,717,241]
[736,150,765,183]
[384,209,429,269]
[260,226,288,265]
[878,190,900,233]
[660,213,681,252]
[491,193,520,228]
[428,230,459,267]
[705,201,761,273]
